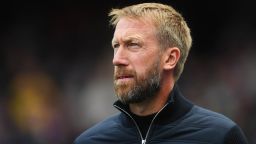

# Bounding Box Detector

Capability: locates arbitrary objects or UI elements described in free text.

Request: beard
[114,60,161,104]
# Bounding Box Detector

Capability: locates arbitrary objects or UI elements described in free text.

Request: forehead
[112,17,156,42]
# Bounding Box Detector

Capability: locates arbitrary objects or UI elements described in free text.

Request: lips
[116,75,133,80]
[114,68,135,80]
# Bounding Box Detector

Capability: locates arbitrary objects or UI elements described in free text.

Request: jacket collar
[113,84,193,124]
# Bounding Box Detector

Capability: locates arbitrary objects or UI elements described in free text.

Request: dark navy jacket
[74,85,248,144]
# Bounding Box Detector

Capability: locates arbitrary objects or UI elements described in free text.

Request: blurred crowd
[0,1,255,143]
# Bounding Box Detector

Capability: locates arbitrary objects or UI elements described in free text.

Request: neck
[129,81,174,116]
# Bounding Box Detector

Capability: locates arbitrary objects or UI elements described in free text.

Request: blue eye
[128,43,139,48]
[130,43,137,46]
[113,43,120,49]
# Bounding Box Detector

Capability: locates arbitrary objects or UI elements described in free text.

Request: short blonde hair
[109,3,192,81]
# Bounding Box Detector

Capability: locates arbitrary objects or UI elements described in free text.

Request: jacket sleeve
[224,125,248,144]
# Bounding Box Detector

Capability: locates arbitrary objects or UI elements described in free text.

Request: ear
[163,47,180,70]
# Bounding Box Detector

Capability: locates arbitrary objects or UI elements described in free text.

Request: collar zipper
[114,103,169,144]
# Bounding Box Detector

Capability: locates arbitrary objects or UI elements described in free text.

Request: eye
[112,43,120,49]
[127,42,140,48]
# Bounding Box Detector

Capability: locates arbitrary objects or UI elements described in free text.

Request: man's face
[112,17,163,104]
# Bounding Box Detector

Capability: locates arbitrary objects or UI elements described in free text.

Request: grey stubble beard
[114,60,161,104]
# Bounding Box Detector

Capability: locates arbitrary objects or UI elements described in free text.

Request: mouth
[116,75,133,80]
[115,75,134,80]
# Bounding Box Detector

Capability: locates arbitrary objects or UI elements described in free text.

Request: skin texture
[112,17,180,116]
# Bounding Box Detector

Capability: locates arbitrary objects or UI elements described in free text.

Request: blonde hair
[109,3,192,81]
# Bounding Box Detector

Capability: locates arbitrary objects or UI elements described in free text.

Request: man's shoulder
[186,105,236,129]
[177,105,248,143]
[74,113,121,144]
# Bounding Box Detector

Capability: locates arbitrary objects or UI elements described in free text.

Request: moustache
[114,67,135,80]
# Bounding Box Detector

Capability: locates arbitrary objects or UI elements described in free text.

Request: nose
[112,47,129,66]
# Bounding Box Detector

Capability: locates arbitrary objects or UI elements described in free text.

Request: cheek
[132,54,157,76]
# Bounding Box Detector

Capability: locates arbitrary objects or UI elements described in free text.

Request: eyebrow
[112,35,143,46]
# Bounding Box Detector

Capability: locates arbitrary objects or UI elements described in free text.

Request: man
[74,3,248,144]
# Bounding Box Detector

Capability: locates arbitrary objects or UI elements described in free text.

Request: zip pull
[142,139,146,144]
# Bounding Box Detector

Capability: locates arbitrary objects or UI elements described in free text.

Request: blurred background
[0,0,255,143]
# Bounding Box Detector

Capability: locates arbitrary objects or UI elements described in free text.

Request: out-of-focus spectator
[7,54,71,144]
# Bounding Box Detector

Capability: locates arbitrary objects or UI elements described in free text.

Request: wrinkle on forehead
[112,35,143,45]
[112,17,157,44]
